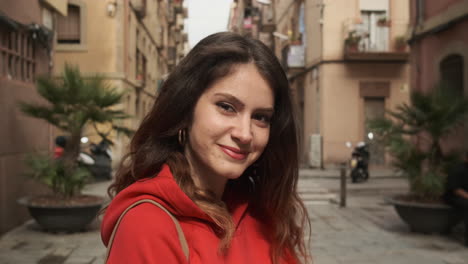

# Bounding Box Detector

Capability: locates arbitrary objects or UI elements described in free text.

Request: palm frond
[112,125,135,137]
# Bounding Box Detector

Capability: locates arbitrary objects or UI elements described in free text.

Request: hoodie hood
[101,164,214,246]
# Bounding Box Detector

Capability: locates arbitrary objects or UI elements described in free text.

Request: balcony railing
[167,2,175,24]
[175,13,184,31]
[167,46,176,65]
[343,22,408,62]
[287,44,305,68]
[131,0,147,19]
[258,3,275,33]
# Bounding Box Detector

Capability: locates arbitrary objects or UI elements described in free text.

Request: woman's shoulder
[114,201,183,243]
[107,202,189,263]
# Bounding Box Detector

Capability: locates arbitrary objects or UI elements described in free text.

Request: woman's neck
[185,151,227,199]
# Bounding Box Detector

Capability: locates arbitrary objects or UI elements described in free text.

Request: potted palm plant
[368,87,468,233]
[344,30,367,52]
[18,64,132,232]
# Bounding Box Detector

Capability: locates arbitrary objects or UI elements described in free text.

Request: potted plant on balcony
[344,30,363,52]
[17,64,132,232]
[394,35,407,52]
[377,16,391,27]
[368,87,468,233]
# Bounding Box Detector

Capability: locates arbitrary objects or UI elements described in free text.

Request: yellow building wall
[319,63,410,165]
[54,0,118,74]
[322,0,358,60]
[300,0,411,167]
[304,0,323,65]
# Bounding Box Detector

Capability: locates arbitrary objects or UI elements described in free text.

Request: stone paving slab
[0,219,105,264]
[309,204,468,264]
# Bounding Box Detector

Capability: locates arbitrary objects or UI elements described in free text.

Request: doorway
[364,97,385,165]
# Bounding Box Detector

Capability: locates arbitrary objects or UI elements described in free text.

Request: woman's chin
[217,167,246,180]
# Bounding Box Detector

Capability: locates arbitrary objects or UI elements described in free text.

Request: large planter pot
[387,195,462,234]
[18,195,105,232]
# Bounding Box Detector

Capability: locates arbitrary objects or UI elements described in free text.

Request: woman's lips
[219,145,249,160]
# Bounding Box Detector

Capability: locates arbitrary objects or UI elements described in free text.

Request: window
[357,11,388,51]
[57,4,81,44]
[440,54,464,96]
[0,24,36,82]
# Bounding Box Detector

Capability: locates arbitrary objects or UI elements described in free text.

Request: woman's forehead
[202,64,274,105]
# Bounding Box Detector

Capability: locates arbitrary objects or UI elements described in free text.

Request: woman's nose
[231,117,253,144]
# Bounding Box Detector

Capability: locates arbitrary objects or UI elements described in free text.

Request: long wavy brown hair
[108,32,311,263]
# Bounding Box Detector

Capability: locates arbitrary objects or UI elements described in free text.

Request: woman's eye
[253,113,272,125]
[216,102,236,113]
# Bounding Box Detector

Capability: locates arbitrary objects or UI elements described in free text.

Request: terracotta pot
[346,44,359,52]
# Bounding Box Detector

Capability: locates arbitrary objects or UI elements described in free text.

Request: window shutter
[57,5,80,43]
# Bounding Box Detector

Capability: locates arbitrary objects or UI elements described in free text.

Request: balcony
[173,1,183,14]
[344,49,408,62]
[258,3,275,33]
[343,21,408,62]
[343,38,409,62]
[175,13,184,31]
[287,44,305,68]
[131,0,147,19]
[167,2,175,24]
[281,43,305,70]
[167,46,176,66]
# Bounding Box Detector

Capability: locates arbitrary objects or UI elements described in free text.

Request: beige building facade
[53,0,188,162]
[230,0,411,168]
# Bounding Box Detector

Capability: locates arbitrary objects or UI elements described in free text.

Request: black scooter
[80,139,113,181]
[349,142,370,183]
[55,136,113,180]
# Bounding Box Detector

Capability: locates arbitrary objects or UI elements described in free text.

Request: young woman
[101,32,311,264]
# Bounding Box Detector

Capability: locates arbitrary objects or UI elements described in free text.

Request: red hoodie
[101,164,297,264]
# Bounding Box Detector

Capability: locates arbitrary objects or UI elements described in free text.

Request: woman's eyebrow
[213,92,274,112]
[214,93,244,107]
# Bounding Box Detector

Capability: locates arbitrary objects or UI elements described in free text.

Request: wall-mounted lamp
[107,1,117,17]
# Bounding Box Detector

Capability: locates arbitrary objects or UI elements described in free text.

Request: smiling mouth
[219,145,249,160]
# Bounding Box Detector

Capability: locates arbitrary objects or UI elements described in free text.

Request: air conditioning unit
[308,134,322,168]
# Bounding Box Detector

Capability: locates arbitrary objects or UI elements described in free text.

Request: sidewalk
[0,180,111,264]
[309,203,468,264]
[300,166,403,179]
[0,171,466,264]
[302,169,468,264]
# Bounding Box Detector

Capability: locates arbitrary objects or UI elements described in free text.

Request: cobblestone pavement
[0,169,467,264]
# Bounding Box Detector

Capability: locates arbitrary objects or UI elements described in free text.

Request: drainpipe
[317,1,324,135]
[123,0,131,80]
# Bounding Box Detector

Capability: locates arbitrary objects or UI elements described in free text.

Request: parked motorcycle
[346,133,373,183]
[80,138,113,181]
[55,136,113,180]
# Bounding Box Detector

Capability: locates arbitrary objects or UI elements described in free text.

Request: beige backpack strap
[105,199,189,262]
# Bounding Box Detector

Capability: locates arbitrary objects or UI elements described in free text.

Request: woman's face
[185,63,274,189]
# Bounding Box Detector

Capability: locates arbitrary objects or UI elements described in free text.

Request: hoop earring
[178,129,186,146]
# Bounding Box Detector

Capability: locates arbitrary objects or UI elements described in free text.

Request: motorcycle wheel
[351,169,359,183]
